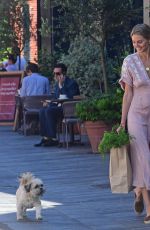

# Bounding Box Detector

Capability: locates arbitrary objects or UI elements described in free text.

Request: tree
[0,0,30,60]
[52,0,142,93]
[60,36,103,96]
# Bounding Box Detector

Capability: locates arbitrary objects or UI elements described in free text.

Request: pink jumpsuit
[119,53,150,190]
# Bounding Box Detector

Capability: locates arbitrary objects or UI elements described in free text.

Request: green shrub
[38,49,59,78]
[76,88,123,124]
[60,36,103,97]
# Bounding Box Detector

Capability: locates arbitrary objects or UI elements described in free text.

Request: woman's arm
[117,83,133,132]
[120,83,133,128]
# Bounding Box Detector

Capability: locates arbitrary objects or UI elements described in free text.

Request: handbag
[109,145,132,193]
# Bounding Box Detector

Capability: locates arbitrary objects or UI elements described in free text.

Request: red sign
[0,72,22,121]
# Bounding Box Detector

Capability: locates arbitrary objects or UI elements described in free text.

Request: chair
[62,101,81,148]
[22,95,54,135]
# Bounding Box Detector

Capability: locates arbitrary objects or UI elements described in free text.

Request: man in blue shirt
[34,63,80,147]
[5,54,18,71]
[3,47,27,71]
[20,63,50,97]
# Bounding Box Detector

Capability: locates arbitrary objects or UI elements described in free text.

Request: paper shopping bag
[109,145,132,193]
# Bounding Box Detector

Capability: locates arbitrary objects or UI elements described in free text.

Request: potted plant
[76,89,123,153]
[98,125,131,156]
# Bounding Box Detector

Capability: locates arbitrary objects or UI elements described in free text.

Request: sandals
[144,215,150,224]
[134,193,144,214]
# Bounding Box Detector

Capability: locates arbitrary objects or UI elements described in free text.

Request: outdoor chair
[22,95,54,135]
[62,100,82,148]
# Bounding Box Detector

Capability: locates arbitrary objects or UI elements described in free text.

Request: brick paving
[0,126,149,230]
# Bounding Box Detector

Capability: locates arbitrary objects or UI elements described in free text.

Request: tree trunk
[100,43,108,93]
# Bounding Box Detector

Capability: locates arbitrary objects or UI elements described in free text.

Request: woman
[118,23,150,224]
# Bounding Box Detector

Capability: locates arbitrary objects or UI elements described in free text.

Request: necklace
[137,52,150,75]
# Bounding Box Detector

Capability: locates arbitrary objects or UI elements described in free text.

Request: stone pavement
[0,126,149,230]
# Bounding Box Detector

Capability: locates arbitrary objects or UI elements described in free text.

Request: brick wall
[27,0,38,62]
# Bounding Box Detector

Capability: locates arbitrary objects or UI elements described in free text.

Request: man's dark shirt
[54,76,80,99]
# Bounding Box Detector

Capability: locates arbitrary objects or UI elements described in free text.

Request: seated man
[34,63,80,147]
[5,54,18,71]
[3,47,27,71]
[20,62,50,96]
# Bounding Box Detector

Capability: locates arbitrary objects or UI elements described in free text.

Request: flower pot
[84,121,110,153]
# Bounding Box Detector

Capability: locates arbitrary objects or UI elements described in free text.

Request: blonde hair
[130,24,150,40]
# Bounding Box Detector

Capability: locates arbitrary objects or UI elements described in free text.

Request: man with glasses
[34,63,80,147]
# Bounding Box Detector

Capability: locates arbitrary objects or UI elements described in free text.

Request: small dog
[16,172,45,221]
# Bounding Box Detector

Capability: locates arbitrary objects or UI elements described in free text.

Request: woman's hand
[58,74,65,88]
[116,123,125,133]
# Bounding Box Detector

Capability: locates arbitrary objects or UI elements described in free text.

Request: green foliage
[39,18,51,37]
[76,88,123,123]
[110,50,131,77]
[60,36,102,96]
[38,50,59,79]
[43,0,49,8]
[0,0,30,58]
[98,125,131,155]
[76,99,102,122]
[55,0,138,93]
[55,0,140,43]
[48,0,142,93]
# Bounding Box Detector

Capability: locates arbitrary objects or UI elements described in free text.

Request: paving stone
[0,126,149,229]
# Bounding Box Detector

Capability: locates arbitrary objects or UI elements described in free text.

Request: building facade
[26,0,38,62]
[26,0,51,62]
[143,0,150,25]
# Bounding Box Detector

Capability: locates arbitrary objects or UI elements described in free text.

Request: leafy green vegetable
[98,125,132,155]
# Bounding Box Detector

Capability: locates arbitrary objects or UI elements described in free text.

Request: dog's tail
[18,172,34,185]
